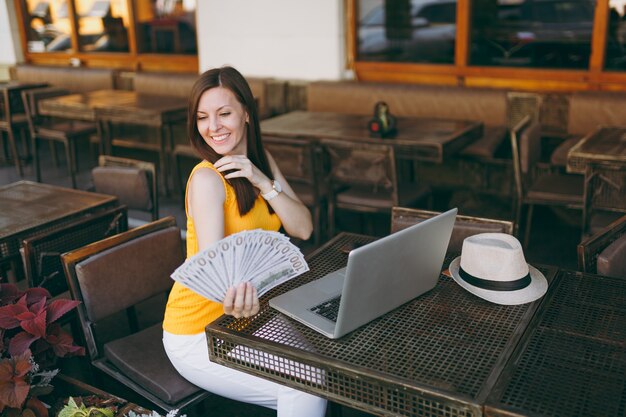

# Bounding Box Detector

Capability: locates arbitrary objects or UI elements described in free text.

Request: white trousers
[163,330,327,417]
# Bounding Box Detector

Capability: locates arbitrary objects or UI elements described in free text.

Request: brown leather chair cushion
[103,322,202,404]
[74,227,182,321]
[92,166,152,211]
[14,64,115,93]
[527,174,584,203]
[336,183,430,209]
[38,120,97,139]
[568,91,626,135]
[550,136,582,167]
[307,81,507,127]
[597,234,626,278]
[461,126,507,159]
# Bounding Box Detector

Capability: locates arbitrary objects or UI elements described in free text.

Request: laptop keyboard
[309,295,342,322]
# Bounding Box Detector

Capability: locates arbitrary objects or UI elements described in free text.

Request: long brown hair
[188,66,273,216]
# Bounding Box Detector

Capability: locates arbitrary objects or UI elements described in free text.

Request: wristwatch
[261,180,282,201]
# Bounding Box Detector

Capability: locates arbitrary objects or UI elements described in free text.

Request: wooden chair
[391,207,514,254]
[321,139,431,237]
[1,87,33,177]
[510,115,584,248]
[171,143,200,204]
[578,215,626,276]
[582,161,626,237]
[264,136,326,245]
[60,217,209,413]
[92,155,159,228]
[22,87,97,188]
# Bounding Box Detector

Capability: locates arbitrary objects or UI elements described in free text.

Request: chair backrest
[578,214,626,275]
[22,205,128,296]
[1,86,35,126]
[321,139,398,201]
[506,92,542,130]
[263,136,319,187]
[391,207,514,253]
[21,87,71,136]
[510,115,542,199]
[583,161,626,235]
[93,155,159,222]
[61,217,182,359]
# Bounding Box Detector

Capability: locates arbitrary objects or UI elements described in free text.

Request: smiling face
[196,86,249,156]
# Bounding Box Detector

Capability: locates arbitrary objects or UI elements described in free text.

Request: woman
[162,66,326,417]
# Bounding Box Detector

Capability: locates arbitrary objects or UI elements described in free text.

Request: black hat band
[459,267,531,291]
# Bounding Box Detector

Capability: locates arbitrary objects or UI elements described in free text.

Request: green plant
[57,397,115,417]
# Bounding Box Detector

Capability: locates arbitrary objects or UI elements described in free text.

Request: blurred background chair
[322,139,431,237]
[92,155,158,228]
[1,84,47,177]
[171,143,199,204]
[510,115,584,248]
[60,217,208,413]
[263,136,326,245]
[22,205,128,294]
[582,161,626,237]
[21,205,127,338]
[391,207,514,254]
[22,87,97,188]
[578,215,626,277]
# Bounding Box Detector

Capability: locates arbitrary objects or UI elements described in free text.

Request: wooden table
[0,181,118,280]
[37,89,136,122]
[567,126,626,174]
[206,233,559,417]
[260,111,483,163]
[38,89,187,193]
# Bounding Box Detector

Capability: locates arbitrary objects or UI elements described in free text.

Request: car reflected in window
[470,0,595,69]
[357,0,457,64]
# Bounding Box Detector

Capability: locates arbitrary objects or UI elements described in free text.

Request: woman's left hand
[214,155,272,193]
[223,282,260,318]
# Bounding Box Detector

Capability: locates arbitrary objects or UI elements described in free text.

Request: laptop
[269,208,458,338]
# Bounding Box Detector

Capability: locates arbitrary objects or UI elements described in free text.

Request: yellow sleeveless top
[163,160,281,335]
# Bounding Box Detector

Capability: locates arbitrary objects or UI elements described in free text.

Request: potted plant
[0,283,85,416]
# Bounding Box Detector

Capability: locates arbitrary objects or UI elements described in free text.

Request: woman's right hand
[223,282,260,318]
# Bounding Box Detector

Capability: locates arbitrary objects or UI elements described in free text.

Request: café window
[17,0,198,72]
[75,0,129,52]
[356,0,457,64]
[469,0,595,69]
[25,0,71,53]
[134,0,197,54]
[605,0,626,71]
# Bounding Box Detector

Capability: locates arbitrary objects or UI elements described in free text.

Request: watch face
[274,180,282,193]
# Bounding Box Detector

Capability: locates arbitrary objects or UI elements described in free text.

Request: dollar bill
[170,230,309,302]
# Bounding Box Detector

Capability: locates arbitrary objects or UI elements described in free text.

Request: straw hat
[449,233,547,305]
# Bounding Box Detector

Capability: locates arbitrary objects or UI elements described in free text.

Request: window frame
[347,0,626,91]
[13,0,198,73]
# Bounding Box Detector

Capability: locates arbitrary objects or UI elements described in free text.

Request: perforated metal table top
[206,233,558,417]
[485,270,626,417]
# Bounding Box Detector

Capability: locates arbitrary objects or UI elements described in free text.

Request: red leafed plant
[0,283,85,416]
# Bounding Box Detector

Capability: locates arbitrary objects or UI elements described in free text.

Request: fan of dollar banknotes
[171,229,309,302]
